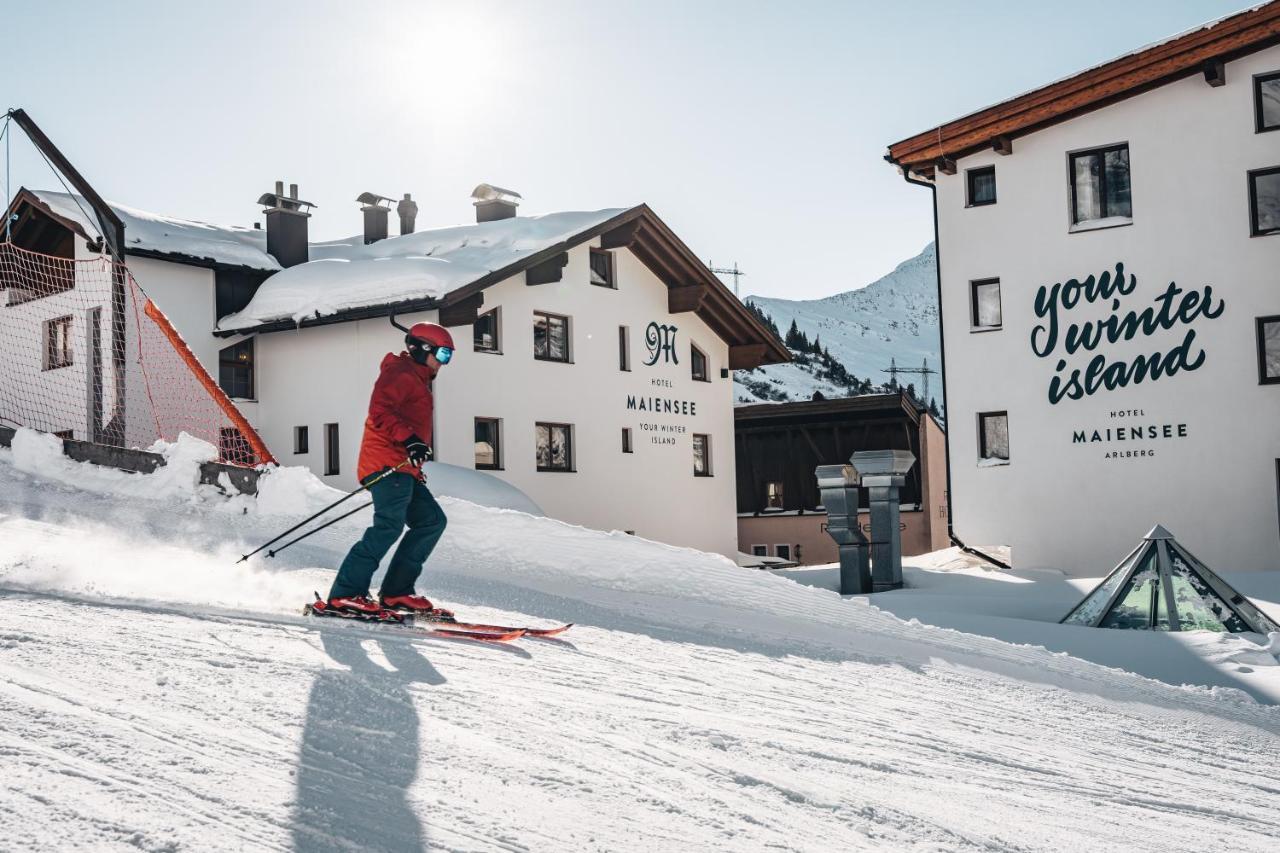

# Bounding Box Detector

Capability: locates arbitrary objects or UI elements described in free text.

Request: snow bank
[28,190,279,271]
[9,428,225,504]
[217,208,629,330]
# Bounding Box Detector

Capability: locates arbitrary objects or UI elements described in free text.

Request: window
[1069,144,1131,226]
[474,308,501,353]
[324,423,340,476]
[751,545,768,557]
[1248,167,1280,237]
[622,427,633,453]
[220,427,254,465]
[618,326,631,371]
[970,278,1002,330]
[765,481,784,510]
[966,166,997,206]
[690,344,709,382]
[1257,316,1280,385]
[589,248,615,288]
[215,269,267,319]
[775,544,792,562]
[536,422,573,472]
[978,411,1010,462]
[1255,71,1280,133]
[693,433,711,476]
[533,311,570,362]
[294,426,309,454]
[218,339,254,399]
[43,315,73,370]
[475,418,501,469]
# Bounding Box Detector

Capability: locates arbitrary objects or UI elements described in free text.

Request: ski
[303,596,525,642]
[410,614,573,638]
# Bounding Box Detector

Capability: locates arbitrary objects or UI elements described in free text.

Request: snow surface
[2,431,1280,850]
[217,209,629,331]
[738,243,940,407]
[27,189,280,271]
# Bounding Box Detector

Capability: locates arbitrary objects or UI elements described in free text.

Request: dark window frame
[43,315,73,371]
[690,343,710,382]
[775,544,792,561]
[293,425,309,455]
[1257,315,1280,385]
[218,338,255,400]
[324,423,340,476]
[969,278,1002,330]
[535,421,575,473]
[619,325,631,371]
[622,427,633,453]
[1069,143,1132,225]
[978,411,1010,462]
[474,417,502,470]
[1248,166,1280,237]
[589,247,616,288]
[1255,71,1280,134]
[693,433,712,476]
[474,307,502,354]
[751,544,768,557]
[533,310,572,363]
[965,165,997,207]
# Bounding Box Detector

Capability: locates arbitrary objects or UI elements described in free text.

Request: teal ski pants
[329,471,447,600]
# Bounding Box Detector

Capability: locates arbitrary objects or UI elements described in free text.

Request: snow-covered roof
[216,208,629,332]
[23,189,280,272]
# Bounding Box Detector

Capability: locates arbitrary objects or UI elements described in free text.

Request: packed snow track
[1,432,1278,852]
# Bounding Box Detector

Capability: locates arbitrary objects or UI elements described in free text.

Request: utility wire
[32,140,104,244]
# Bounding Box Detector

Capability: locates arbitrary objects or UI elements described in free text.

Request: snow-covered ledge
[1068,216,1133,234]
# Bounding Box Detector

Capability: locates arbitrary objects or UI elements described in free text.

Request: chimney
[356,192,393,244]
[256,180,315,268]
[471,183,522,223]
[397,193,418,235]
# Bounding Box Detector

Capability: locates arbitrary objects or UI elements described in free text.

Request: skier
[326,322,454,617]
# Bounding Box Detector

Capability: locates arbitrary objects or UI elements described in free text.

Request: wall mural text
[1030,262,1225,404]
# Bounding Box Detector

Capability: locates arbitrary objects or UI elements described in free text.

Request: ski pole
[266,500,372,559]
[237,460,409,563]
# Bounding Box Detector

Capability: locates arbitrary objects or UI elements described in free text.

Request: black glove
[403,434,431,466]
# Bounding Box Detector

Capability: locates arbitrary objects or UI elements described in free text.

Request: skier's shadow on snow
[291,632,445,853]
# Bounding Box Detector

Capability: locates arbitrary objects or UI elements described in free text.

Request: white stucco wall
[934,45,1280,575]
[249,239,740,557]
[124,256,221,375]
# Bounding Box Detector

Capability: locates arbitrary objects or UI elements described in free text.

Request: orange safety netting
[0,240,275,466]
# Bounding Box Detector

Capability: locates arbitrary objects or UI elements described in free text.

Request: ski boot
[380,594,455,621]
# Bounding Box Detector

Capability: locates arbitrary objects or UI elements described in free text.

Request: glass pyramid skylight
[1061,525,1280,634]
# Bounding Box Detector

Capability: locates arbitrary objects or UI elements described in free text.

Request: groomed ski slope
[1,431,1278,852]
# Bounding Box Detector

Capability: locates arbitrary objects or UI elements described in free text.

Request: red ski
[303,595,525,642]
[413,615,572,638]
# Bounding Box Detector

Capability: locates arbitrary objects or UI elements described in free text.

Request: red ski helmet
[405,322,454,366]
[407,322,453,350]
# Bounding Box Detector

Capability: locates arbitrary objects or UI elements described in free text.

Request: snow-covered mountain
[736,243,940,407]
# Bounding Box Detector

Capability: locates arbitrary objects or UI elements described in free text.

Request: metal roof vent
[471,183,521,223]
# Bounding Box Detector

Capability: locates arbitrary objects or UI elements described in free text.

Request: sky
[3,0,1255,301]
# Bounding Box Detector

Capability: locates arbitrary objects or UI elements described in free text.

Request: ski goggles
[432,346,454,365]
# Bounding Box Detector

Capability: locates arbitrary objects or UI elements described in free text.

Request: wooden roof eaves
[886,3,1280,171]
[7,187,92,243]
[628,204,790,364]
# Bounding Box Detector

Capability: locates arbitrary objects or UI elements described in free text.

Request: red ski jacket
[356,352,437,482]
